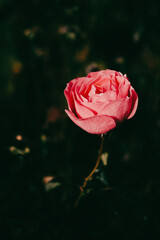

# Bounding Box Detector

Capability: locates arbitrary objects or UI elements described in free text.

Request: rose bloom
[64,69,138,134]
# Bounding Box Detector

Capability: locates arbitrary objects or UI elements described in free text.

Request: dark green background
[0,0,160,239]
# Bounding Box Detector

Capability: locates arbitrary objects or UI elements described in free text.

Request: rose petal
[64,79,77,111]
[74,77,87,94]
[104,69,121,76]
[81,101,106,114]
[65,110,116,134]
[98,98,132,122]
[87,70,106,78]
[118,81,131,98]
[87,69,119,78]
[88,85,96,98]
[72,94,95,118]
[91,90,117,103]
[116,76,125,85]
[127,87,138,119]
[64,77,89,111]
[64,90,74,112]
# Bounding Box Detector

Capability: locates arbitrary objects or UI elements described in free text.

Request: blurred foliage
[0,0,160,239]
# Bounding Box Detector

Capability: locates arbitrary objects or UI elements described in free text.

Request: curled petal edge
[127,89,138,119]
[65,110,116,134]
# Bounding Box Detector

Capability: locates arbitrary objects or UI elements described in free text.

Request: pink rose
[64,69,138,134]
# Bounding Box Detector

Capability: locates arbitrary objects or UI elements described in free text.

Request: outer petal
[87,70,106,78]
[65,110,116,134]
[104,70,121,76]
[98,98,132,122]
[64,77,87,111]
[118,81,131,98]
[73,77,88,94]
[127,87,138,119]
[64,80,77,111]
[87,69,119,78]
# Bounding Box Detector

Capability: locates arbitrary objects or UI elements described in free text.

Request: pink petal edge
[65,110,116,134]
[127,88,138,119]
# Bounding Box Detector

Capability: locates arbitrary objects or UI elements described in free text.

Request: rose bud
[64,69,138,134]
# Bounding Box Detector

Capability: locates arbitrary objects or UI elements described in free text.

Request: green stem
[74,135,104,207]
